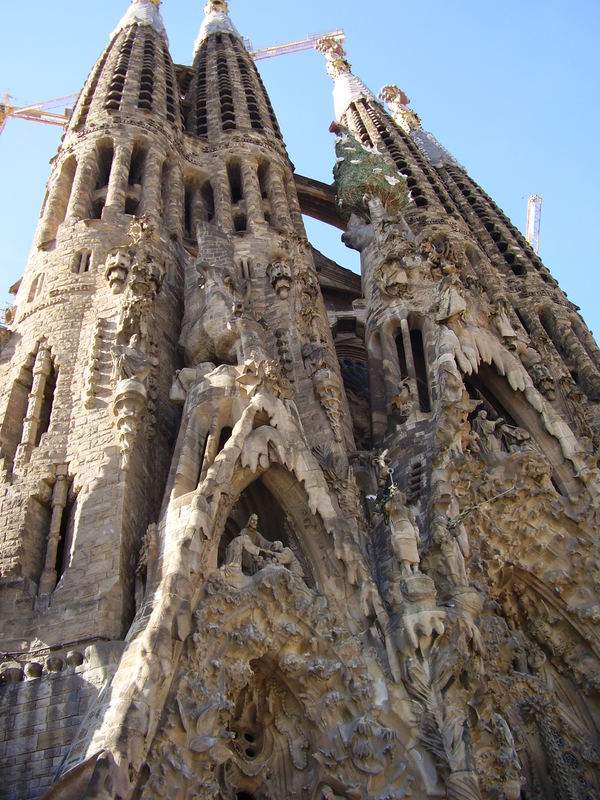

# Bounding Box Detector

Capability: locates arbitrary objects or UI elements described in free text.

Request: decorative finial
[111,0,167,40]
[195,0,239,52]
[379,85,421,134]
[205,0,229,12]
[316,35,352,78]
[379,84,459,168]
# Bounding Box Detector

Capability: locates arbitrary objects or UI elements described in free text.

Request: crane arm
[250,30,345,61]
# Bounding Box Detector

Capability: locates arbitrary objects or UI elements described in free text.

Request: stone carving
[390,377,416,422]
[222,513,304,580]
[83,318,104,409]
[302,335,345,442]
[385,491,421,576]
[437,269,468,323]
[267,258,292,299]
[135,522,158,611]
[275,327,294,383]
[316,34,353,77]
[113,375,147,471]
[104,248,130,293]
[379,85,422,134]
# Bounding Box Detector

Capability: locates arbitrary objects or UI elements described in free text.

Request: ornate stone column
[14,343,52,469]
[140,147,166,219]
[38,468,70,596]
[66,148,97,221]
[105,141,134,214]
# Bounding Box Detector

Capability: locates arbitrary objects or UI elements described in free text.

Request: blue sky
[1,1,599,336]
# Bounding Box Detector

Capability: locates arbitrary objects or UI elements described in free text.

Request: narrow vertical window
[216,37,236,131]
[227,160,243,204]
[105,27,136,111]
[162,45,178,126]
[93,141,114,219]
[201,180,215,223]
[257,161,273,225]
[410,328,431,412]
[125,142,147,215]
[0,354,35,471]
[138,36,155,111]
[395,332,408,380]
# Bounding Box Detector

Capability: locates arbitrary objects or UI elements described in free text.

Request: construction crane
[0,30,345,135]
[0,94,78,135]
[249,30,345,61]
[526,194,543,255]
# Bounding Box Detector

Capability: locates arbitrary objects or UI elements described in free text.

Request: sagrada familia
[1,1,599,798]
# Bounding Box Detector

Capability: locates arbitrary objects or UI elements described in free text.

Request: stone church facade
[1,1,599,798]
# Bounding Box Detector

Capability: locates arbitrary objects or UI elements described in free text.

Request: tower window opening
[234,213,247,233]
[0,355,35,471]
[406,461,423,504]
[201,180,215,223]
[410,329,431,412]
[191,49,208,137]
[236,55,263,130]
[126,143,147,216]
[92,140,114,220]
[137,37,155,111]
[105,28,135,111]
[95,142,114,190]
[216,43,236,131]
[395,332,409,380]
[227,160,243,204]
[76,47,110,127]
[163,46,178,125]
[257,160,274,224]
[72,250,92,274]
[128,143,147,187]
[347,103,372,147]
[54,485,75,585]
[36,359,57,446]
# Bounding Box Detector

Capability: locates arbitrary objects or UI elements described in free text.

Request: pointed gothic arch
[465,363,577,496]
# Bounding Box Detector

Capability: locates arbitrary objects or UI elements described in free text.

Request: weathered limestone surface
[1,3,599,799]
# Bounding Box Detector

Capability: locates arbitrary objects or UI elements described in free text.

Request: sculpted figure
[269,540,304,578]
[111,334,150,384]
[471,409,503,454]
[391,377,416,421]
[432,516,469,590]
[224,514,304,579]
[224,513,271,574]
[436,269,467,323]
[500,422,534,452]
[385,492,421,576]
[301,335,330,378]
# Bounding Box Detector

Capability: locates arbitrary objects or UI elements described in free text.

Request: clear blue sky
[1,1,599,336]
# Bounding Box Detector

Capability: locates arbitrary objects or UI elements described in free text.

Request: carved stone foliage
[141,568,416,800]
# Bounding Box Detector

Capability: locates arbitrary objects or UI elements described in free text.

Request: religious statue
[223,514,304,579]
[385,492,421,576]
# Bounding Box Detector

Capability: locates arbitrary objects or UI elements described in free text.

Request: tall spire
[379,84,460,167]
[111,0,167,41]
[194,0,241,53]
[316,35,376,121]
